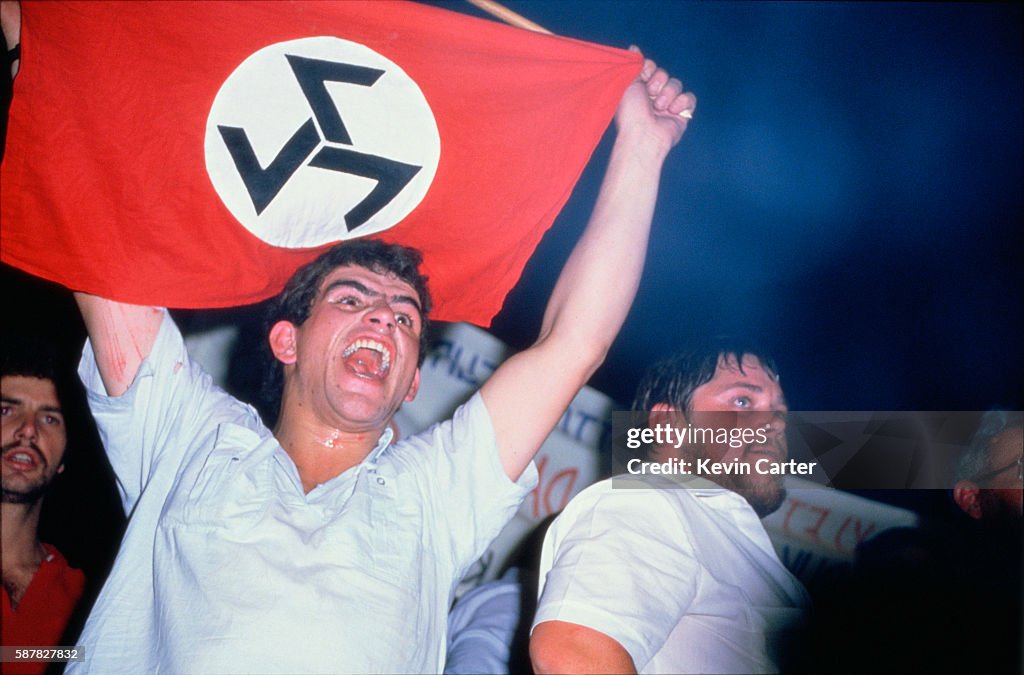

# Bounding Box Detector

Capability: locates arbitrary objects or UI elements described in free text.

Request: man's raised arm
[74,293,164,397]
[481,51,696,480]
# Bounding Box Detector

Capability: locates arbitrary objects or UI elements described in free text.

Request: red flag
[1,1,639,324]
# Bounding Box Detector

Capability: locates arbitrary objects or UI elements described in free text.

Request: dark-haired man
[2,349,86,671]
[531,346,808,674]
[69,55,695,673]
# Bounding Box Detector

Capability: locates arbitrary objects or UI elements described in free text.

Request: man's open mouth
[2,446,42,470]
[341,338,392,379]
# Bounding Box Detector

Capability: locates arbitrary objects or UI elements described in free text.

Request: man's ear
[647,403,684,463]
[404,368,421,403]
[649,402,683,428]
[953,480,983,519]
[268,321,298,365]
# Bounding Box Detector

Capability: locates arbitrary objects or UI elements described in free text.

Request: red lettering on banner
[528,456,580,520]
[544,467,578,516]
[781,497,832,544]
[834,516,878,554]
[803,504,831,543]
[853,518,877,546]
[782,498,802,535]
[528,456,549,519]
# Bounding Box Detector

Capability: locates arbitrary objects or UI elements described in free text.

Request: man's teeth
[341,339,391,373]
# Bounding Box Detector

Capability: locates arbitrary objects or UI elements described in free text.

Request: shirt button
[376,477,386,486]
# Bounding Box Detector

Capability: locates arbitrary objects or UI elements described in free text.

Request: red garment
[1,544,85,675]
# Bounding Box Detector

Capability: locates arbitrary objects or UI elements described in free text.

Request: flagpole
[464,0,553,34]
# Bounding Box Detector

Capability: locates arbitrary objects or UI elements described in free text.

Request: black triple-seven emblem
[218,55,421,231]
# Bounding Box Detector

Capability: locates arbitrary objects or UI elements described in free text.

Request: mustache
[1,441,46,467]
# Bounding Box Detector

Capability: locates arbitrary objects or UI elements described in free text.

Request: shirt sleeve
[78,309,261,513]
[398,392,538,574]
[532,485,701,671]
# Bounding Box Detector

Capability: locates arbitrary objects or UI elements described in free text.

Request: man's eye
[0,405,10,416]
[733,396,751,408]
[43,414,62,426]
[396,313,414,327]
[335,295,361,307]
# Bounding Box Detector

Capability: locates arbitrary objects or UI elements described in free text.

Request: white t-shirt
[533,476,808,674]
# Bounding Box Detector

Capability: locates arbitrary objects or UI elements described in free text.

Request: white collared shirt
[533,475,808,674]
[72,311,536,674]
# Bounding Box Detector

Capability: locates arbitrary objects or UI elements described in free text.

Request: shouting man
[68,54,695,673]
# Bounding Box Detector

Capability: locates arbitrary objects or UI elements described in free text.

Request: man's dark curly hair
[632,339,779,415]
[261,239,432,421]
[628,339,780,459]
[2,333,79,468]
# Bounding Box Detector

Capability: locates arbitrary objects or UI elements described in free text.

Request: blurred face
[976,426,1023,520]
[2,375,66,504]
[271,265,423,434]
[682,355,788,516]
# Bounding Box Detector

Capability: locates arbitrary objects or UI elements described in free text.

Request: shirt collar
[365,426,394,465]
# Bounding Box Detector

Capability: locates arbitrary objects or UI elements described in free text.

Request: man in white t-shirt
[531,344,809,674]
[68,55,696,673]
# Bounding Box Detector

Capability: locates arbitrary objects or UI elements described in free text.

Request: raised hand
[615,46,697,156]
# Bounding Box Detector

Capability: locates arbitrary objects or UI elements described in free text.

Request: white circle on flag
[204,37,440,248]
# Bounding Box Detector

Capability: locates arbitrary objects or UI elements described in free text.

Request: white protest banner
[764,478,919,583]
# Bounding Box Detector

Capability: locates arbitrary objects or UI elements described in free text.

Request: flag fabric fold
[1,0,639,324]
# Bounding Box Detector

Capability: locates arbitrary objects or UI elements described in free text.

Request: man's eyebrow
[721,383,789,409]
[321,279,422,316]
[322,279,374,298]
[0,396,63,413]
[722,383,765,392]
[389,294,423,316]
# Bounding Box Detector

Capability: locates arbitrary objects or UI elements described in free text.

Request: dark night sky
[458,1,1024,412]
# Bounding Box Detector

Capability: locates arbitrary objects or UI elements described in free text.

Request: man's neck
[273,414,388,493]
[1,500,44,570]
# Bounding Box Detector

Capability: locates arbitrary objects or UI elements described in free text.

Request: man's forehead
[991,427,1023,459]
[1,374,62,407]
[709,355,785,399]
[714,354,776,380]
[319,264,421,302]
